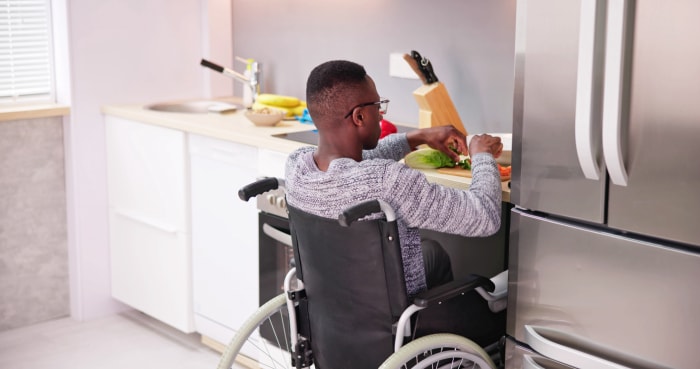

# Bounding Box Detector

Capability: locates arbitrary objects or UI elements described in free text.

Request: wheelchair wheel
[379,333,496,369]
[217,293,298,369]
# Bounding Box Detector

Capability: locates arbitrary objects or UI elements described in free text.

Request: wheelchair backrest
[288,204,408,369]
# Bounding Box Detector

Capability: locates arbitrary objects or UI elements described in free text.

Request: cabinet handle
[574,0,602,180]
[524,325,628,369]
[602,0,629,186]
[262,223,292,247]
[115,209,178,234]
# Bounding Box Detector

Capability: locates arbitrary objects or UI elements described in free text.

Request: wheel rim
[217,294,299,369]
[379,333,496,369]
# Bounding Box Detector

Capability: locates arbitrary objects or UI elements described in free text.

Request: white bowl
[244,108,285,126]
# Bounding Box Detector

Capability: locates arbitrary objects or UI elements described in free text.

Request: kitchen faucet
[200,57,262,105]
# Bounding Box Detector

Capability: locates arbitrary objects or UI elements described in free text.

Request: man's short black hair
[306,60,367,120]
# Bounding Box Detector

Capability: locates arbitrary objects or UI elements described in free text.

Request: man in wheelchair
[282,60,507,368]
[231,60,507,369]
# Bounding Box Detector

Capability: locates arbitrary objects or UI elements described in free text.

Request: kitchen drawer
[105,115,193,333]
[508,210,700,369]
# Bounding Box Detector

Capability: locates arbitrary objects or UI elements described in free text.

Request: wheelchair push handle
[339,199,396,227]
[238,177,280,201]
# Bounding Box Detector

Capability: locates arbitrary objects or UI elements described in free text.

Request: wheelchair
[219,177,508,369]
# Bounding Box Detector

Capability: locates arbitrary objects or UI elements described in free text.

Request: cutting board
[437,167,511,182]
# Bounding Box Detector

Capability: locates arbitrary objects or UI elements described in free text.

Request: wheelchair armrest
[411,274,495,308]
[476,270,508,301]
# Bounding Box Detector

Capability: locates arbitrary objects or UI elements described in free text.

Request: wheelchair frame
[216,266,499,369]
[226,177,507,369]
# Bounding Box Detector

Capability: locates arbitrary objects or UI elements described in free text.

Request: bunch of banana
[253,93,307,118]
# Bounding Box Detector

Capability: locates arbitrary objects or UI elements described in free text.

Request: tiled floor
[0,310,244,369]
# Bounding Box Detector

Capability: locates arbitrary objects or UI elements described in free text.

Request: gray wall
[232,0,517,133]
[0,117,69,331]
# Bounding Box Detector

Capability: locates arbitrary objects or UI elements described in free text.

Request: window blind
[0,0,54,104]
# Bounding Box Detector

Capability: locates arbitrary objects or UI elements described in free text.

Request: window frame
[1,0,57,107]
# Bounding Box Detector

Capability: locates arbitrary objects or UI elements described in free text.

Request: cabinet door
[257,148,288,178]
[105,116,193,332]
[190,134,259,341]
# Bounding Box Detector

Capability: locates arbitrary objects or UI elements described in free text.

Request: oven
[255,181,294,346]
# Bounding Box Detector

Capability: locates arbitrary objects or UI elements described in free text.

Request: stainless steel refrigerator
[506,0,700,368]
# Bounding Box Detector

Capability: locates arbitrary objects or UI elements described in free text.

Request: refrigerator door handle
[523,356,546,369]
[524,325,629,369]
[523,355,574,369]
[575,0,602,181]
[523,355,544,369]
[602,0,629,186]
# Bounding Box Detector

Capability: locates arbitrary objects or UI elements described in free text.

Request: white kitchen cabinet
[257,147,288,178]
[104,116,194,333]
[189,134,260,344]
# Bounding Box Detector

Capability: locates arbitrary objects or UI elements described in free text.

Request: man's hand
[468,134,503,158]
[406,126,468,162]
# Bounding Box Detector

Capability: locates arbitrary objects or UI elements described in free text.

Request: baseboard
[201,335,259,369]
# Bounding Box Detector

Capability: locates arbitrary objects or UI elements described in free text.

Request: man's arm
[362,133,412,161]
[385,157,502,237]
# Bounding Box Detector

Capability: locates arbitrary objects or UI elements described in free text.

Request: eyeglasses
[343,98,389,119]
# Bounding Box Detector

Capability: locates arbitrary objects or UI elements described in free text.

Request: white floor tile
[0,310,245,369]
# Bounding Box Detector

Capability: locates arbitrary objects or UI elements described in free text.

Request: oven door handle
[262,223,292,247]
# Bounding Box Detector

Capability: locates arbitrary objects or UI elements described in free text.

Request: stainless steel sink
[145,100,243,114]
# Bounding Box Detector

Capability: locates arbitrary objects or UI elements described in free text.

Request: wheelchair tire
[217,293,296,369]
[379,333,496,369]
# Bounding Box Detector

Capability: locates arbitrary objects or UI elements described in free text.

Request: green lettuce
[404,148,456,169]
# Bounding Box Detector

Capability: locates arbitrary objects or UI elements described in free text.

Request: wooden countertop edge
[0,104,71,122]
[421,168,511,203]
[101,104,510,202]
[101,104,313,153]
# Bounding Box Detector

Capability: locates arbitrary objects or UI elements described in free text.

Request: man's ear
[349,110,364,128]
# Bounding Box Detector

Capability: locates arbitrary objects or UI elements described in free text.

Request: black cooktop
[272,129,321,145]
[273,124,414,146]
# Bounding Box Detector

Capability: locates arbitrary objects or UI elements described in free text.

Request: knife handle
[423,61,438,84]
[403,54,428,84]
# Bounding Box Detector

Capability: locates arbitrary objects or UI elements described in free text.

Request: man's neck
[313,137,363,171]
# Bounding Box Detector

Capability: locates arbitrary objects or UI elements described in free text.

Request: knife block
[413,82,467,136]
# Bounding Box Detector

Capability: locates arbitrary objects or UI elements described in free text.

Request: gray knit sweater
[284,133,502,296]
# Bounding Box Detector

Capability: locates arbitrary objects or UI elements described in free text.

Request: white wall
[63,0,232,320]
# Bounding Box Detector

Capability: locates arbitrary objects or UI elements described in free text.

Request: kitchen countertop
[101,100,510,202]
[1,103,71,122]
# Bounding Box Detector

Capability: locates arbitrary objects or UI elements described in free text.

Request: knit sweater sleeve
[362,133,411,161]
[381,152,502,237]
